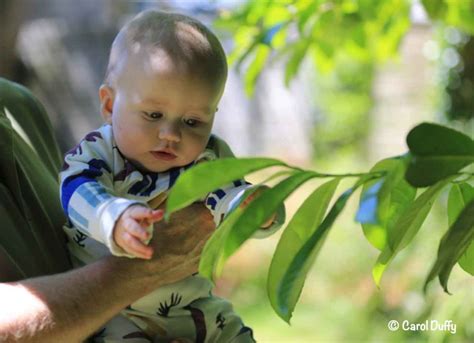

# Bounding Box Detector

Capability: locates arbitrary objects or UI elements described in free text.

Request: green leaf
[405,123,474,187]
[198,193,248,281]
[166,157,287,216]
[267,178,340,317]
[388,178,453,253]
[244,45,271,96]
[459,236,474,276]
[200,171,315,281]
[424,198,474,293]
[221,171,317,268]
[421,0,447,20]
[296,0,319,34]
[421,0,474,35]
[448,183,474,275]
[277,177,369,323]
[357,157,416,250]
[373,178,453,286]
[284,39,311,87]
[372,245,393,287]
[448,183,474,226]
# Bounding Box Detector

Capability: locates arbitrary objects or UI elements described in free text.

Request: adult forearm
[0,203,214,342]
[0,256,161,342]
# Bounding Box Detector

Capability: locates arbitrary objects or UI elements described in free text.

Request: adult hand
[0,203,215,343]
[132,202,215,288]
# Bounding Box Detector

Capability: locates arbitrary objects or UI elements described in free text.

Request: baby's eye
[184,118,199,127]
[144,112,163,120]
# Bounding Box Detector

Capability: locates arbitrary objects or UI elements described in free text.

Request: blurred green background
[1,0,472,341]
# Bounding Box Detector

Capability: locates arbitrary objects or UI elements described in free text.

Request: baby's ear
[99,85,115,124]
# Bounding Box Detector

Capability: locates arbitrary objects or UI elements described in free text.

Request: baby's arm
[60,128,155,258]
[113,205,163,259]
[201,135,284,234]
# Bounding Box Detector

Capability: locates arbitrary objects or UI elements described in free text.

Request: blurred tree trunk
[0,0,25,82]
[446,36,474,122]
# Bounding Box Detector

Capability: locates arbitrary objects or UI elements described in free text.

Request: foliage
[169,0,474,329]
[216,0,412,95]
[216,0,474,95]
[215,0,474,158]
[167,122,474,323]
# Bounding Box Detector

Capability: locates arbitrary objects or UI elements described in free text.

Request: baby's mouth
[151,150,177,161]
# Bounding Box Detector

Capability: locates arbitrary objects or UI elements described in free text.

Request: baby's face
[101,50,224,173]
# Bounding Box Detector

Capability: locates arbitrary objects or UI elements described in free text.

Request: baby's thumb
[148,209,164,223]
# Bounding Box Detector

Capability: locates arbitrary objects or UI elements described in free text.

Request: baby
[60,10,283,342]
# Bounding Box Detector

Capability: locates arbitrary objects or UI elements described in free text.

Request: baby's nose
[158,123,181,142]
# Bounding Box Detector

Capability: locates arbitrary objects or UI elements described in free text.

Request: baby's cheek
[186,134,209,159]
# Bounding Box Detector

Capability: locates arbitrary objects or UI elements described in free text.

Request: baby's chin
[140,157,197,173]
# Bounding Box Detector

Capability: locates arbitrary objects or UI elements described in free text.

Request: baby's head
[99,10,228,172]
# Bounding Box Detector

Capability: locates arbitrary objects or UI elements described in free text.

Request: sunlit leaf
[200,171,315,281]
[244,45,271,96]
[405,123,474,187]
[424,199,474,293]
[267,178,340,317]
[262,22,285,46]
[198,191,249,281]
[277,176,371,322]
[448,182,474,275]
[296,0,319,34]
[373,178,453,286]
[372,245,393,287]
[166,158,287,216]
[221,171,317,269]
[357,181,383,225]
[422,0,474,35]
[388,178,453,253]
[421,0,447,19]
[357,157,416,250]
[284,38,311,86]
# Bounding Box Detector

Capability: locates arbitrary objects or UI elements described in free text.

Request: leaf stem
[451,173,474,183]
[286,165,387,179]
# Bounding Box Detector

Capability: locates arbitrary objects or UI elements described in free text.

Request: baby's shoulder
[205,134,234,159]
[63,125,115,164]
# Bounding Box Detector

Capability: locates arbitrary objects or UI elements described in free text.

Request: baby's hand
[240,187,276,229]
[113,205,164,259]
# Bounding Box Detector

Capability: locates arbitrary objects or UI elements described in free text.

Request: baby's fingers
[129,207,164,224]
[124,219,150,241]
[121,232,153,259]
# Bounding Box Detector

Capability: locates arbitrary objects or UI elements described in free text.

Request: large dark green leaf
[424,198,474,293]
[267,179,340,317]
[448,183,474,275]
[166,157,287,216]
[276,177,370,323]
[356,157,416,250]
[405,123,474,187]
